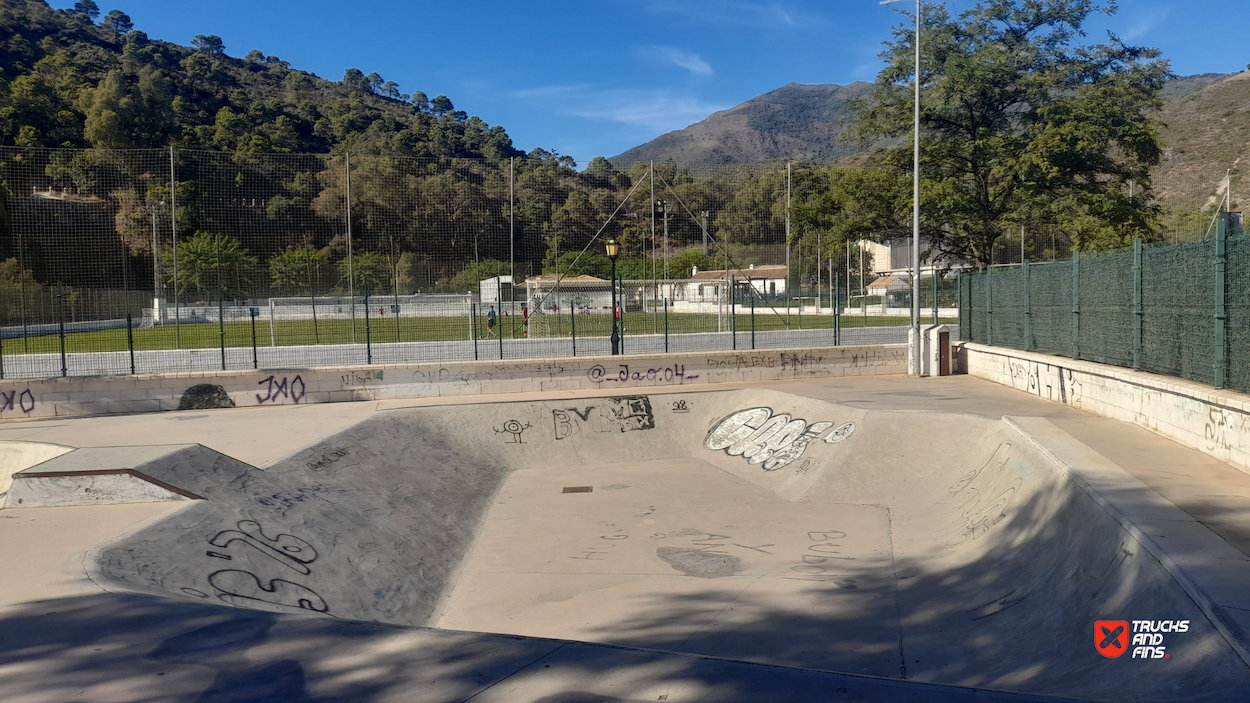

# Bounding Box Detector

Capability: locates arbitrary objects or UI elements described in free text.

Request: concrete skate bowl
[89,389,1250,701]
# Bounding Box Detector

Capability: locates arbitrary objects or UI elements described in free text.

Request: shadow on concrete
[579,483,1250,702]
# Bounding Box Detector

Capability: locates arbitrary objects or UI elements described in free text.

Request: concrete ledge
[0,344,906,421]
[5,445,207,508]
[1007,416,1250,669]
[957,342,1250,475]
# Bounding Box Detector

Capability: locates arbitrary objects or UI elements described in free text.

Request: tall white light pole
[882,0,921,375]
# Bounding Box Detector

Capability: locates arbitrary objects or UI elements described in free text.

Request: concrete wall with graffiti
[0,344,906,421]
[958,342,1250,475]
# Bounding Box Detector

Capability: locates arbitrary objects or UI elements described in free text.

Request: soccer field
[1,311,939,356]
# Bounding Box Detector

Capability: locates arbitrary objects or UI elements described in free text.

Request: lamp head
[605,239,620,260]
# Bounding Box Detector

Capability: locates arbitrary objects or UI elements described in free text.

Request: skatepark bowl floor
[2,386,1250,702]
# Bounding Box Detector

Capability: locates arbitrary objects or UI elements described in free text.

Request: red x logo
[1095,620,1129,658]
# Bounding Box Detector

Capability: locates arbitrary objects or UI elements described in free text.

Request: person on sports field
[486,305,497,338]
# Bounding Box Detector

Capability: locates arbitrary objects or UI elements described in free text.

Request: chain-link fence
[960,214,1248,393]
[0,146,914,379]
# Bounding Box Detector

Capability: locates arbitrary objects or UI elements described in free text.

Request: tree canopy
[850,0,1170,267]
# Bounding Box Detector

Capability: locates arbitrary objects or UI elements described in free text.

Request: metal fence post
[0,330,4,380]
[469,301,477,361]
[1133,238,1143,371]
[126,313,135,374]
[1072,251,1080,360]
[986,265,993,347]
[1215,217,1228,388]
[570,303,576,357]
[956,272,963,340]
[932,270,938,326]
[218,291,226,371]
[365,293,373,364]
[731,275,737,350]
[1023,259,1031,351]
[57,281,67,377]
[664,297,669,353]
[750,293,756,350]
[250,307,259,369]
[834,272,841,346]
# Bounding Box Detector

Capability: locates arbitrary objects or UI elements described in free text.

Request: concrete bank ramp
[91,389,1250,701]
[0,440,74,504]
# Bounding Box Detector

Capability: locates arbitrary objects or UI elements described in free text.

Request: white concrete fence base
[957,342,1250,476]
[0,345,907,421]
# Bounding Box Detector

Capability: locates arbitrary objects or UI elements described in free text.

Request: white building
[478,275,514,304]
[680,264,788,302]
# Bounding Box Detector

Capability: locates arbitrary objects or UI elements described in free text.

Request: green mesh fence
[1076,249,1134,368]
[989,265,1027,349]
[1028,262,1070,356]
[1141,240,1213,385]
[1227,235,1250,393]
[960,225,1250,395]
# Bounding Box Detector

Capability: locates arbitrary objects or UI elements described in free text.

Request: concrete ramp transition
[89,389,1250,701]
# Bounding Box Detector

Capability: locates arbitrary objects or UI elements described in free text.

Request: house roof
[867,276,911,291]
[525,274,609,286]
[691,265,788,281]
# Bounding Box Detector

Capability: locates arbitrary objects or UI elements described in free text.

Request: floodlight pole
[881,0,923,374]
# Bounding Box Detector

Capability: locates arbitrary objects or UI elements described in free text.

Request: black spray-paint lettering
[0,389,36,414]
[256,375,305,404]
[587,364,698,385]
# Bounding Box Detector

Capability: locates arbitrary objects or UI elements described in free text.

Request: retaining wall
[957,342,1250,475]
[0,344,906,420]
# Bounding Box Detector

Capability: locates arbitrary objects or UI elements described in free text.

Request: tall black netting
[0,146,917,378]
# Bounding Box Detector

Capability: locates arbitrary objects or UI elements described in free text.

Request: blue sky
[54,0,1250,162]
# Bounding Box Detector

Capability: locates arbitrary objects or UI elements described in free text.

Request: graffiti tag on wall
[705,407,855,471]
[553,396,656,440]
[0,389,35,414]
[180,519,328,615]
[256,375,305,404]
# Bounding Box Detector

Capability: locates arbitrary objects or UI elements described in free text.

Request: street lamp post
[606,238,621,355]
[882,0,922,375]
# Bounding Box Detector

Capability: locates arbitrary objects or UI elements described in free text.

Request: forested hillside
[0,0,518,158]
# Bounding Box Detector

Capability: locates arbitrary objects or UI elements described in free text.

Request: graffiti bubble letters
[587,364,698,386]
[553,396,655,439]
[0,389,35,414]
[706,407,854,471]
[256,375,305,404]
[208,570,328,613]
[202,519,328,614]
[494,419,532,443]
[938,442,1023,546]
[824,422,856,444]
[208,520,317,575]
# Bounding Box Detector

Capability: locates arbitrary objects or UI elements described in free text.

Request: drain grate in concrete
[561,486,593,494]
